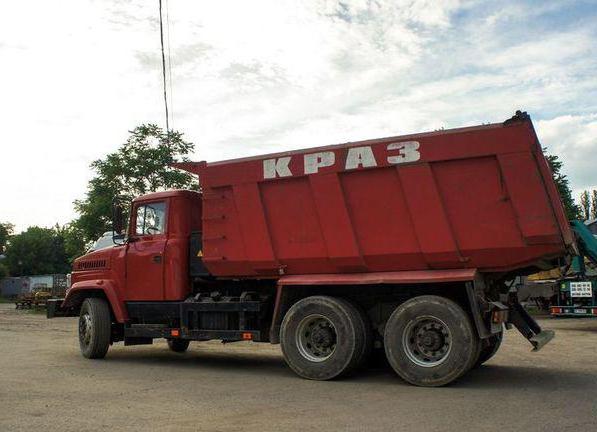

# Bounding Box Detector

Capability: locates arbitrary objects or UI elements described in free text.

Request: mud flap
[508,302,554,351]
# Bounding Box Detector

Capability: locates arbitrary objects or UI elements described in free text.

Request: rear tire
[280,296,366,380]
[347,300,374,370]
[168,339,190,353]
[474,329,503,368]
[79,298,111,359]
[384,295,479,387]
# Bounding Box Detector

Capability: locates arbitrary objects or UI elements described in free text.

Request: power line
[158,0,169,133]
[165,0,174,129]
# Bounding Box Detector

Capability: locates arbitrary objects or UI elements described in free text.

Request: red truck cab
[68,190,202,322]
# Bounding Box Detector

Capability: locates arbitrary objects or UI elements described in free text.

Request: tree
[0,222,14,278]
[4,227,71,276]
[74,125,197,241]
[544,152,581,220]
[55,223,88,265]
[591,190,597,220]
[580,190,591,221]
[0,222,14,254]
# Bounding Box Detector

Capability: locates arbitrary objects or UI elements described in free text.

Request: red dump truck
[48,111,576,386]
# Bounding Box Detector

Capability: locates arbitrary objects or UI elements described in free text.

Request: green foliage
[54,223,88,265]
[544,151,581,221]
[74,125,197,241]
[592,191,597,220]
[0,222,14,277]
[0,222,14,254]
[580,190,591,221]
[4,227,71,276]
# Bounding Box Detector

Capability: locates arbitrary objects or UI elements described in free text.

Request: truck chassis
[48,274,553,386]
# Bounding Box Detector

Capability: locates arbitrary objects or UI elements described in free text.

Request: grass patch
[0,297,17,304]
[25,307,47,315]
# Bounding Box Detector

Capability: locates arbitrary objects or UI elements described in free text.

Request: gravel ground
[1,303,596,431]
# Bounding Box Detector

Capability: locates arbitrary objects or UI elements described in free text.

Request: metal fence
[0,274,69,298]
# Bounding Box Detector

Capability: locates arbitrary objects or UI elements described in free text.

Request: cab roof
[132,189,200,203]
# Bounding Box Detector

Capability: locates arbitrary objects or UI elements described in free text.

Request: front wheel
[168,339,190,353]
[384,295,479,387]
[79,298,111,359]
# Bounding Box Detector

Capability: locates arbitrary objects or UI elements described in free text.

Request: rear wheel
[79,298,111,359]
[384,295,479,387]
[280,296,367,380]
[348,300,374,370]
[168,339,190,353]
[474,329,503,368]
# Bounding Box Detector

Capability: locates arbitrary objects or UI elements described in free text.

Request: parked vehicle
[14,274,69,308]
[551,221,597,316]
[22,275,53,294]
[88,231,116,252]
[49,112,578,386]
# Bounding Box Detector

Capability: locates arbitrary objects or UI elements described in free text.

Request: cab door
[125,200,168,300]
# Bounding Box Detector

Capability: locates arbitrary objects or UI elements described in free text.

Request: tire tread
[80,298,111,359]
[280,295,367,380]
[384,295,479,387]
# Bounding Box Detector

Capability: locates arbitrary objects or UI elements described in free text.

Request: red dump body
[180,116,574,278]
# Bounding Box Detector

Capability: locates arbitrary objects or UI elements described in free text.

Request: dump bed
[180,113,575,278]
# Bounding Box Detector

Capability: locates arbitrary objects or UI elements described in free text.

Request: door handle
[152,255,162,264]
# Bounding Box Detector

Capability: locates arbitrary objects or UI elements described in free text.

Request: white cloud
[536,114,597,199]
[0,0,595,232]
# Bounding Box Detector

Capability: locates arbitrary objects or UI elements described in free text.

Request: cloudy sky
[1,0,596,233]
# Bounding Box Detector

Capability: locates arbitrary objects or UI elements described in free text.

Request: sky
[1,0,596,233]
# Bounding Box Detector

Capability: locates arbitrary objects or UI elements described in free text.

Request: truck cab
[65,190,202,323]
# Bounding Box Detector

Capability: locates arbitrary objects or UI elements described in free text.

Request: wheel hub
[296,314,337,362]
[403,317,452,367]
[79,313,92,345]
[420,328,443,351]
[311,326,334,348]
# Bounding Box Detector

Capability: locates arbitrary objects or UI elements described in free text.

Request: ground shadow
[455,363,597,390]
[103,346,597,390]
[106,347,292,378]
[551,322,597,333]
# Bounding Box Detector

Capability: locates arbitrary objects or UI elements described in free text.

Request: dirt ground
[0,303,596,431]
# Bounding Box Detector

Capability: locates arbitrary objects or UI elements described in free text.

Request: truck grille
[75,259,107,270]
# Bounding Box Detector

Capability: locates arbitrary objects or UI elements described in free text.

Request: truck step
[124,326,260,342]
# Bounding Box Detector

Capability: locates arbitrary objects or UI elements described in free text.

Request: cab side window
[135,202,167,235]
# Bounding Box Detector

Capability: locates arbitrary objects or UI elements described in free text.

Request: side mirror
[112,198,128,245]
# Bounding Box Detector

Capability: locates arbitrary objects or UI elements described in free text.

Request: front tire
[280,296,367,380]
[79,298,111,359]
[384,295,479,387]
[168,339,190,353]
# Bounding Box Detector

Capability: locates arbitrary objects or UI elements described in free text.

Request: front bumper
[46,298,76,318]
